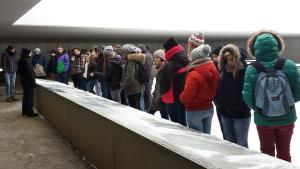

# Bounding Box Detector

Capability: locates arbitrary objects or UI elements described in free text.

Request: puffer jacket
[242,30,300,126]
[121,53,146,96]
[179,60,219,111]
[56,51,70,73]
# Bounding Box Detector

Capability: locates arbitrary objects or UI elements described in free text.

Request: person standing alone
[18,48,38,117]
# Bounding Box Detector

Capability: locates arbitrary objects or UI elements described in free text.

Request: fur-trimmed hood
[247,30,285,61]
[219,44,243,72]
[127,53,146,64]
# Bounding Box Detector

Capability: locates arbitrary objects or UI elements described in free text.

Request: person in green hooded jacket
[242,30,300,162]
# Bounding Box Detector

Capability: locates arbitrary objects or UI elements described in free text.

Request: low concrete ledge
[35,79,299,169]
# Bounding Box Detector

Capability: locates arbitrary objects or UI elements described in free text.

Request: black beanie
[21,48,31,57]
[163,37,179,52]
[212,46,222,56]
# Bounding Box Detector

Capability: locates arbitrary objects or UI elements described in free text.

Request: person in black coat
[47,50,57,80]
[103,46,123,103]
[215,44,250,148]
[160,37,190,126]
[17,48,39,117]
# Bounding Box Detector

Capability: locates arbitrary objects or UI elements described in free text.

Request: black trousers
[143,80,153,111]
[166,100,187,126]
[22,85,34,115]
[127,93,141,110]
[121,90,128,105]
[71,74,84,89]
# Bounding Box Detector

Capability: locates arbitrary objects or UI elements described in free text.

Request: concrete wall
[34,79,300,169]
[35,83,203,169]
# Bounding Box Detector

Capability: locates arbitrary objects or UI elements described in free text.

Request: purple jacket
[56,53,70,73]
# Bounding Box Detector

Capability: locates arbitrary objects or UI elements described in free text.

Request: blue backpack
[252,59,294,117]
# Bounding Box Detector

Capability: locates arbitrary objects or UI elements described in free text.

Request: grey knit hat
[153,49,165,61]
[103,46,115,56]
[191,44,211,62]
[121,44,141,54]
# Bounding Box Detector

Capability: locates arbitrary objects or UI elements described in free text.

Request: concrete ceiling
[1,0,299,42]
[0,0,246,42]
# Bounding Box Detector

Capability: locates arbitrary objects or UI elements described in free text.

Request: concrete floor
[0,87,94,169]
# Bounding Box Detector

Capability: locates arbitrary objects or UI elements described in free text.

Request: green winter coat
[242,31,300,126]
[121,53,146,96]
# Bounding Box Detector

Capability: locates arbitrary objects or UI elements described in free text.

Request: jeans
[166,100,186,126]
[4,73,16,97]
[143,80,153,111]
[257,124,294,162]
[94,80,102,96]
[110,89,121,103]
[140,93,145,111]
[216,106,225,139]
[100,80,111,99]
[85,79,97,93]
[57,72,68,84]
[221,116,251,148]
[186,108,214,134]
[127,93,141,110]
[22,85,34,115]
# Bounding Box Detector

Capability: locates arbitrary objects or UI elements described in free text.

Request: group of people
[1,30,299,163]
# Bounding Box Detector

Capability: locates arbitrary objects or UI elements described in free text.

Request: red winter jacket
[180,62,220,111]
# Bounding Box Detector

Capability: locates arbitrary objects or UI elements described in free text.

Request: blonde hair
[187,43,195,60]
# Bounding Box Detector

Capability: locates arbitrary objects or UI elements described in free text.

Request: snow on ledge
[36,79,300,169]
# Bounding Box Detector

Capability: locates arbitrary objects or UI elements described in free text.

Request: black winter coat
[149,68,166,112]
[105,58,122,91]
[18,56,36,87]
[47,56,57,74]
[87,59,99,80]
[160,50,189,101]
[215,69,251,119]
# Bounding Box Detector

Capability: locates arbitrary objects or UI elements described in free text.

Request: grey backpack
[252,59,294,117]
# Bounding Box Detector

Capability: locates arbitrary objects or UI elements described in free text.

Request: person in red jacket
[180,44,220,134]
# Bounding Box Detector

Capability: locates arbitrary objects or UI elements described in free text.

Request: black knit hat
[6,45,15,52]
[163,37,179,51]
[21,48,31,57]
[212,46,222,56]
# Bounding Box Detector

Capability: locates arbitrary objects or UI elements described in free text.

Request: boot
[6,97,13,103]
[11,96,19,101]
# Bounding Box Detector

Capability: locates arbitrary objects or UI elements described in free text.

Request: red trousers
[256,124,294,162]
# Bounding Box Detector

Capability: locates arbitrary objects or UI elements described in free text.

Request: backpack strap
[274,58,286,70]
[251,61,265,73]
